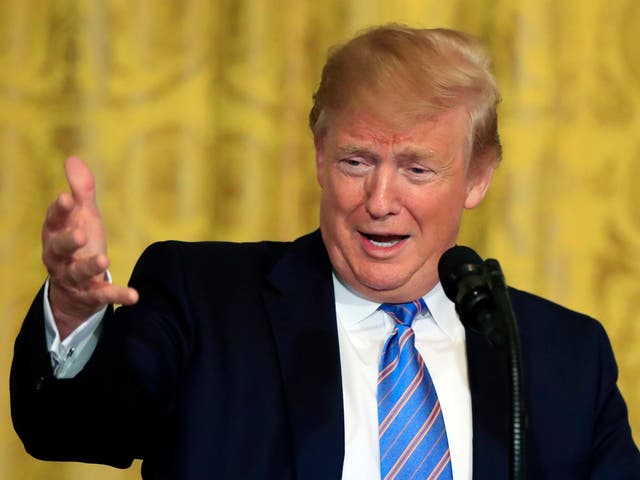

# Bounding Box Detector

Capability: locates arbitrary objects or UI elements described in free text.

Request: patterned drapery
[2,1,639,478]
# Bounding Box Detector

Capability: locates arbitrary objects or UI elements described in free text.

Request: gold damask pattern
[1,1,638,478]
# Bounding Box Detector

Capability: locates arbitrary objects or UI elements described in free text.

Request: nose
[364,166,401,219]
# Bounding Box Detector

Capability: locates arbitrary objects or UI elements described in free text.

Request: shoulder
[128,239,290,289]
[508,287,614,375]
[129,230,327,285]
[506,295,639,473]
[509,286,606,338]
[140,238,290,268]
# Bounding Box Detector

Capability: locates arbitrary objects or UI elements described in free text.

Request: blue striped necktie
[378,300,453,480]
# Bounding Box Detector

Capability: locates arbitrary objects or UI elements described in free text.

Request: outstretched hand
[42,157,138,340]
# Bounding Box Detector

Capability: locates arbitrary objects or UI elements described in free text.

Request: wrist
[48,285,99,341]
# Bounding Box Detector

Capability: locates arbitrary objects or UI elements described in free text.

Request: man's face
[316,105,494,303]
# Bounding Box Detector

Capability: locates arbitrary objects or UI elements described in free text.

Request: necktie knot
[379,298,428,327]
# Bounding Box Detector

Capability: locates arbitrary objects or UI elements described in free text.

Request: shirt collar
[332,273,462,341]
[332,273,380,327]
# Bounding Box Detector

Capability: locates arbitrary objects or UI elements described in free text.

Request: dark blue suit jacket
[11,231,640,479]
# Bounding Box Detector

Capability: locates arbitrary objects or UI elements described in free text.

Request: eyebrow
[396,148,434,162]
[337,145,373,155]
[337,144,434,162]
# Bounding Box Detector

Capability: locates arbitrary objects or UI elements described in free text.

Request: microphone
[438,245,505,347]
[438,245,526,480]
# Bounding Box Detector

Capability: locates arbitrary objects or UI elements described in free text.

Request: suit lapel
[466,328,510,480]
[262,230,344,480]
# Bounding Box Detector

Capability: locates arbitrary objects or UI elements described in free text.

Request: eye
[405,164,435,182]
[345,159,364,167]
[338,157,371,175]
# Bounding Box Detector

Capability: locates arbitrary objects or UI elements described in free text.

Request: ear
[314,133,326,188]
[464,160,496,209]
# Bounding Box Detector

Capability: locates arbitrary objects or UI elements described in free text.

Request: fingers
[47,248,139,329]
[48,251,139,305]
[44,252,104,289]
[66,254,110,285]
[96,284,139,306]
[43,156,107,268]
[42,226,91,279]
[44,192,76,231]
[45,157,98,232]
[45,228,87,260]
[50,261,138,303]
[50,281,139,331]
[44,157,120,327]
[64,156,97,206]
[73,283,139,307]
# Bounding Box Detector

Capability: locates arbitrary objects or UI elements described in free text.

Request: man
[11,25,640,479]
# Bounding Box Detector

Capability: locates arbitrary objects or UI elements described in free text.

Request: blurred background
[1,0,639,478]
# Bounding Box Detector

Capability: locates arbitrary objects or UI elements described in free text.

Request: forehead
[324,105,471,153]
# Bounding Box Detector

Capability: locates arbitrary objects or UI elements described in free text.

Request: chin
[355,269,410,294]
[351,261,437,302]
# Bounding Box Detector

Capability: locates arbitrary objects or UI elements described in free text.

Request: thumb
[64,156,97,206]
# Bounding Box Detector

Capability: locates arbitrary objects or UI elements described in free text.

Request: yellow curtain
[1,1,639,478]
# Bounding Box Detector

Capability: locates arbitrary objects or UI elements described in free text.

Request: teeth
[370,239,400,247]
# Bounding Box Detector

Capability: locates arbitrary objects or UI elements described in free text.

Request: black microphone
[438,245,526,480]
[438,245,505,347]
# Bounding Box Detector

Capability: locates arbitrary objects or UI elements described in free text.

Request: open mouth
[361,233,409,248]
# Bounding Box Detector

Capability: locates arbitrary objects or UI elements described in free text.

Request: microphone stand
[484,259,526,480]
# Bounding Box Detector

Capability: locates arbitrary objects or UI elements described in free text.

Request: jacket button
[34,376,45,391]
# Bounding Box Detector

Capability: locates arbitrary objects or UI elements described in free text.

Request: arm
[589,322,640,478]
[10,157,143,466]
[10,286,137,467]
[11,241,195,468]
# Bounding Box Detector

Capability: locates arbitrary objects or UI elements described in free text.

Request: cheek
[320,183,352,232]
[325,175,363,213]
[408,188,466,230]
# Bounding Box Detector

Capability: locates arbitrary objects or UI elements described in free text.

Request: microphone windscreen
[438,245,483,301]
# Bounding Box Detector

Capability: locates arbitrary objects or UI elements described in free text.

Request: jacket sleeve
[588,321,640,479]
[10,241,196,468]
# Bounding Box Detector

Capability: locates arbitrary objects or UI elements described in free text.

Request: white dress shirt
[333,274,472,480]
[44,279,106,377]
[45,273,473,479]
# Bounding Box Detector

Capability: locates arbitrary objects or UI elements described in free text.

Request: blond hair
[309,25,502,168]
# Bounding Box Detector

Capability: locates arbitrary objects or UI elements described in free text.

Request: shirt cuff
[44,275,109,378]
